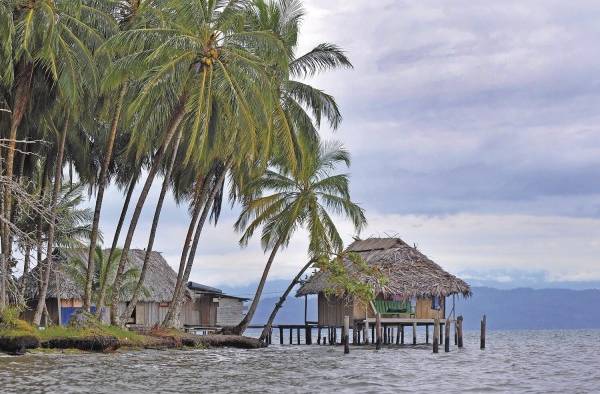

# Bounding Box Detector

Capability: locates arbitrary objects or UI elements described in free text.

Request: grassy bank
[0,318,262,355]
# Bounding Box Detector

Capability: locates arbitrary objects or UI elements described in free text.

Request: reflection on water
[1,330,599,393]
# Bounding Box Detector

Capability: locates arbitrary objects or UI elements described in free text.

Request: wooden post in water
[383,325,387,344]
[289,328,292,345]
[401,325,404,344]
[317,326,321,345]
[426,324,429,344]
[480,315,486,350]
[396,325,400,344]
[375,313,382,350]
[439,320,443,345]
[444,318,451,352]
[454,319,458,345]
[457,316,464,348]
[412,322,417,345]
[297,327,300,345]
[433,317,440,353]
[279,327,284,345]
[344,315,350,354]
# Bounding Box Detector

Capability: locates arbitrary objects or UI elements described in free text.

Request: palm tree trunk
[259,260,313,341]
[94,171,138,318]
[110,95,187,326]
[233,240,282,335]
[119,129,182,324]
[32,110,69,326]
[84,84,128,311]
[3,62,33,265]
[162,170,226,328]
[18,244,32,297]
[160,180,205,325]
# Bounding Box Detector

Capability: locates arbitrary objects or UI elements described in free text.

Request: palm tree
[0,0,109,268]
[119,128,183,322]
[106,0,289,325]
[232,140,366,335]
[161,0,353,328]
[83,0,163,312]
[66,246,147,309]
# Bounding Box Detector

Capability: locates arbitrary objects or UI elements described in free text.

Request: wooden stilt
[439,321,443,345]
[289,328,292,345]
[480,315,486,350]
[396,325,400,344]
[375,313,382,350]
[433,317,440,353]
[457,316,464,348]
[401,325,404,344]
[317,326,321,345]
[412,322,417,345]
[371,325,375,344]
[279,327,284,345]
[454,319,458,345]
[344,316,350,354]
[383,325,387,344]
[444,318,450,352]
[426,324,429,344]
[297,327,300,345]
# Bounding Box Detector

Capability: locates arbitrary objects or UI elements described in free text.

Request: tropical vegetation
[0,0,370,336]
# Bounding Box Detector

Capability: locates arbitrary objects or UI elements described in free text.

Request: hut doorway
[198,296,218,327]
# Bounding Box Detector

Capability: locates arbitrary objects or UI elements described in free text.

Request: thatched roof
[296,237,471,299]
[22,249,188,303]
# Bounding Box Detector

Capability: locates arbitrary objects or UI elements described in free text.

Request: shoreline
[0,320,263,355]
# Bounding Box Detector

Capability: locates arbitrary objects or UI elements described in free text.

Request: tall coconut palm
[162,0,353,328]
[0,0,110,268]
[105,0,290,325]
[232,140,366,335]
[83,0,163,312]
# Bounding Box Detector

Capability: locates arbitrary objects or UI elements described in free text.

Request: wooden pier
[249,313,479,354]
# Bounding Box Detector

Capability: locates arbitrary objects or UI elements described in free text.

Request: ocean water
[1,329,599,393]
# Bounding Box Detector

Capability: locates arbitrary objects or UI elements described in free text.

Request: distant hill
[249,286,600,330]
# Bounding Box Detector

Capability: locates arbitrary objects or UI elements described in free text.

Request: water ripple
[1,330,599,393]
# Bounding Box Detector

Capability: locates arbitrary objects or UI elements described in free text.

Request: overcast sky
[97,0,600,289]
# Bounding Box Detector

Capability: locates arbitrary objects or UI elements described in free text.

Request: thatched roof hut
[297,237,471,299]
[22,249,186,303]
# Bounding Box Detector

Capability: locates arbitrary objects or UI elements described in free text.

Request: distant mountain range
[243,285,600,330]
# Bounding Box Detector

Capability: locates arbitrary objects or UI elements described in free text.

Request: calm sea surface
[1,329,599,393]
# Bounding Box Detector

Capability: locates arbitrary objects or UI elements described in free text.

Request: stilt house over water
[296,237,471,327]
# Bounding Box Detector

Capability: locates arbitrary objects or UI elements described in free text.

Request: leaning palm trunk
[84,84,128,311]
[32,111,69,326]
[110,95,187,326]
[95,171,138,317]
[159,185,205,326]
[119,130,183,324]
[161,170,226,328]
[259,260,313,341]
[233,240,282,335]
